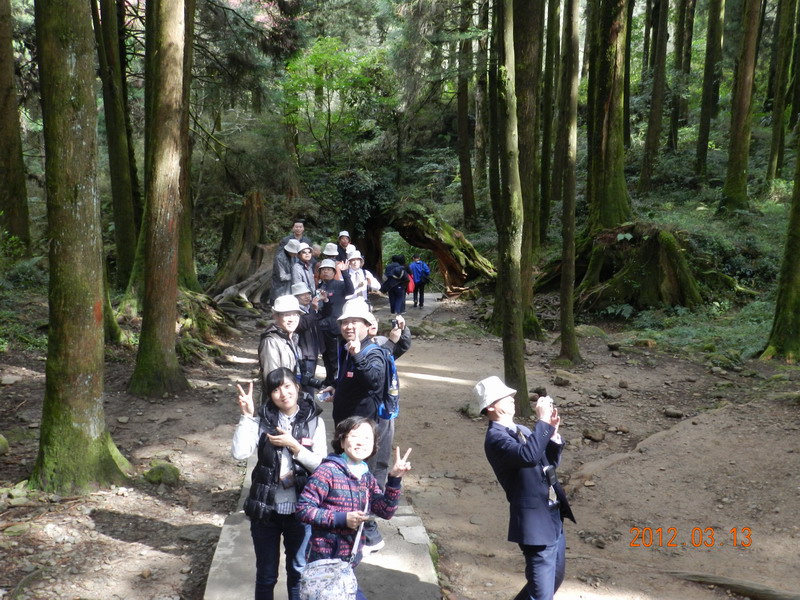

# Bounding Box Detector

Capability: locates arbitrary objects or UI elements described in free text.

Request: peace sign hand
[388,447,412,478]
[236,381,255,418]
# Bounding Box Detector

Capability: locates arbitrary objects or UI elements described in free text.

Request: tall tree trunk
[668,0,686,152]
[129,0,189,396]
[581,0,592,80]
[641,0,653,81]
[458,0,477,230]
[789,10,800,128]
[624,0,634,147]
[497,0,530,415]
[0,0,29,253]
[557,0,582,365]
[541,0,561,243]
[720,0,761,213]
[678,0,696,124]
[474,0,490,200]
[638,0,669,193]
[515,0,544,339]
[766,0,798,182]
[118,0,143,232]
[587,0,631,232]
[92,0,138,288]
[695,0,725,176]
[30,0,130,493]
[761,128,800,362]
[178,0,200,292]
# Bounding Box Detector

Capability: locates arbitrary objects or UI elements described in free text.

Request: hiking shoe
[362,540,385,555]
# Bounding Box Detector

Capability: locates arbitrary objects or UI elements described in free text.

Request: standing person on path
[258,295,302,401]
[317,299,396,553]
[296,416,412,600]
[316,259,354,385]
[408,254,431,309]
[345,251,380,305]
[271,239,301,304]
[232,368,327,600]
[336,230,352,261]
[292,242,316,295]
[292,282,322,393]
[382,255,408,315]
[474,376,575,600]
[279,220,313,248]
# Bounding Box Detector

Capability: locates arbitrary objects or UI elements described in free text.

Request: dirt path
[1,298,799,599]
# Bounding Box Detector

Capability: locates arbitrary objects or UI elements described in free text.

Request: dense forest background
[2,0,800,492]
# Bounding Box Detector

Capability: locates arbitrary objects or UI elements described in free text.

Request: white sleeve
[231,415,260,460]
[294,417,327,473]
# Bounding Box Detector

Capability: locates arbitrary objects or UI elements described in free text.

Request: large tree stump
[537,223,705,312]
[206,191,270,297]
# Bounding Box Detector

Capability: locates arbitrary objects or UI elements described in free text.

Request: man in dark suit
[474,376,576,600]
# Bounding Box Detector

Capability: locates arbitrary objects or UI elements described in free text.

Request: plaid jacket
[296,454,401,562]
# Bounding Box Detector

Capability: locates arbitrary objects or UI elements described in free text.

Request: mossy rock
[574,325,608,339]
[143,461,181,486]
[0,434,8,456]
[706,351,742,369]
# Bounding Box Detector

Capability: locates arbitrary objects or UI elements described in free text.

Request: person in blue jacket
[408,254,431,308]
[474,376,576,600]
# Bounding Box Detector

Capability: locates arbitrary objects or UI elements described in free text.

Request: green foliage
[283,37,400,165]
[628,300,774,361]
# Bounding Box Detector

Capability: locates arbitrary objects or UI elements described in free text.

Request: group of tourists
[231,221,574,600]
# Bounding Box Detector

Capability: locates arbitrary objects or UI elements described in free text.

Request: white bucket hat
[338,299,377,326]
[472,376,517,414]
[338,230,350,239]
[297,242,311,253]
[348,251,363,261]
[291,282,311,295]
[322,243,339,256]
[318,258,337,271]
[284,238,301,253]
[346,244,358,256]
[272,295,301,313]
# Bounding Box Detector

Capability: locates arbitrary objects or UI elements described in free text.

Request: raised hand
[388,446,412,478]
[236,381,255,418]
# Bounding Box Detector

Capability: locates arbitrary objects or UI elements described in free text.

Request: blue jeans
[513,516,566,600]
[250,513,311,600]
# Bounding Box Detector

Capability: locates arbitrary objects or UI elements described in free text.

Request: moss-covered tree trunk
[540,0,560,243]
[695,0,725,177]
[0,0,30,253]
[473,0,490,201]
[391,204,496,290]
[557,0,582,365]
[761,131,800,362]
[498,0,529,415]
[638,0,669,193]
[720,0,761,212]
[623,0,634,147]
[765,0,797,183]
[92,0,138,288]
[586,0,631,233]
[514,0,545,339]
[30,0,131,493]
[457,0,476,230]
[668,0,696,151]
[178,0,201,293]
[129,0,189,396]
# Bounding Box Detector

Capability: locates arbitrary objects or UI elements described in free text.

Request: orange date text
[629,526,752,548]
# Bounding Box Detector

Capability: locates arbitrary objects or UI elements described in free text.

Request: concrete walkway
[204,292,441,600]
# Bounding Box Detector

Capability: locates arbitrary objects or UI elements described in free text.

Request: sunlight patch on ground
[399,370,476,387]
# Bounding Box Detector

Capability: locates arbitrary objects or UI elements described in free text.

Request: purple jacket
[296,454,401,562]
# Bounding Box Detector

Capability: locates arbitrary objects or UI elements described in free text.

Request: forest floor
[1,296,800,600]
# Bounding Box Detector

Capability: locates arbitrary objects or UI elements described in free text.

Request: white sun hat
[472,376,517,414]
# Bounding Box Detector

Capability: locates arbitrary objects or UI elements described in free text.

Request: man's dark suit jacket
[485,420,576,546]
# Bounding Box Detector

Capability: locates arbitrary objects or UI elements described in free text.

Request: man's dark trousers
[513,509,566,600]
